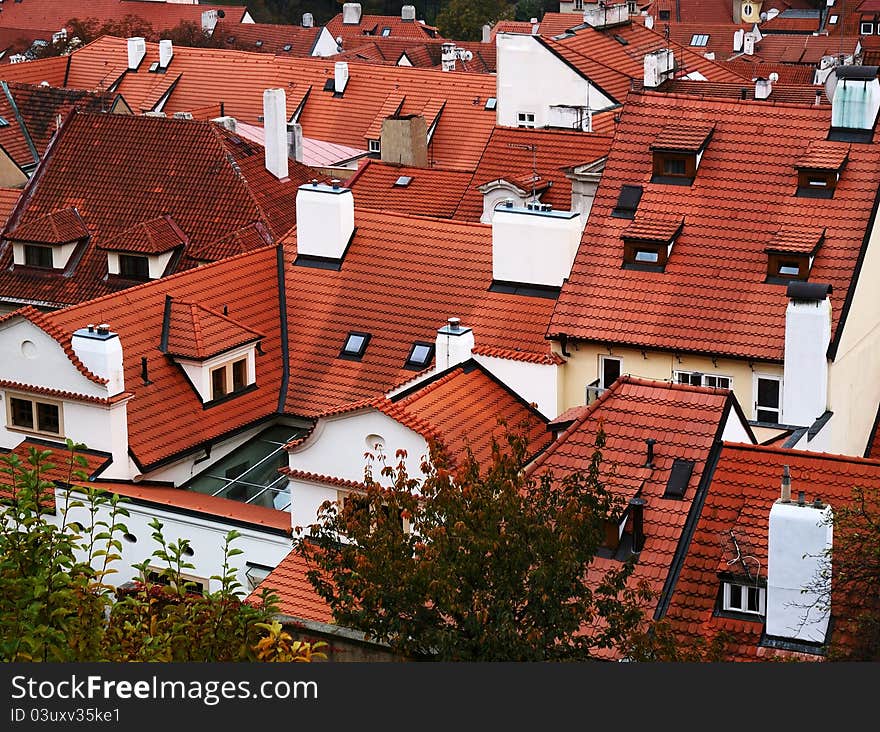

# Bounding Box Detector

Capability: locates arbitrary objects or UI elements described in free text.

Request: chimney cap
[836,65,878,80]
[798,490,806,506]
[786,281,832,302]
[447,317,461,330]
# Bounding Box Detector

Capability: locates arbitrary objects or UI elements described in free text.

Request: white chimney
[402,5,416,21]
[492,201,581,288]
[643,48,675,88]
[263,88,289,180]
[831,66,880,131]
[127,37,146,70]
[645,15,654,30]
[767,485,833,644]
[302,12,314,28]
[583,3,630,28]
[342,2,362,25]
[158,39,173,69]
[211,115,237,132]
[783,283,831,427]
[743,33,755,56]
[733,28,744,52]
[287,121,304,163]
[755,76,772,100]
[72,324,125,396]
[295,181,355,260]
[334,61,350,94]
[441,42,456,72]
[481,24,491,43]
[435,318,474,372]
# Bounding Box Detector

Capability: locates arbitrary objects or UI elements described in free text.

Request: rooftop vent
[158,39,173,69]
[644,437,656,468]
[342,2,362,25]
[755,76,772,100]
[334,61,350,94]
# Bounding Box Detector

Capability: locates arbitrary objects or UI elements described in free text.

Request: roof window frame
[340,331,372,361]
[404,341,435,371]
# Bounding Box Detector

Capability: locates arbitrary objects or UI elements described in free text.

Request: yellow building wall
[552,340,782,422]
[0,149,27,189]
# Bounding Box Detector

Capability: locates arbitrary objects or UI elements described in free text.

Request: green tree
[435,0,514,41]
[298,427,653,661]
[0,442,319,662]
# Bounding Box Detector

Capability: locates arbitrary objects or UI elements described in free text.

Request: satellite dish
[825,67,839,102]
[464,50,473,61]
[759,11,768,22]
[768,72,779,82]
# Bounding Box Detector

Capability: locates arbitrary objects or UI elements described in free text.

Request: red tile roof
[348,159,473,219]
[7,206,88,244]
[635,77,829,104]
[0,187,21,228]
[650,122,714,151]
[764,226,824,255]
[661,22,751,60]
[536,12,585,38]
[454,126,613,222]
[326,13,442,45]
[249,546,333,623]
[622,215,684,242]
[528,376,738,656]
[337,38,497,74]
[663,442,880,661]
[187,222,272,262]
[549,90,880,362]
[0,439,111,500]
[164,299,263,361]
[0,83,37,171]
[490,21,536,39]
[0,111,314,307]
[39,245,286,468]
[97,215,186,254]
[796,139,850,170]
[714,60,816,85]
[213,21,323,57]
[0,55,68,87]
[6,38,499,171]
[0,1,248,36]
[751,35,861,64]
[282,210,559,419]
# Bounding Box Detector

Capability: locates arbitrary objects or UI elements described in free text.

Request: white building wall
[312,27,340,56]
[56,487,292,594]
[176,343,256,403]
[720,405,754,443]
[496,33,615,129]
[473,354,560,419]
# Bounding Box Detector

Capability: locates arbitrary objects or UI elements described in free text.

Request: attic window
[765,228,824,283]
[255,40,263,47]
[394,175,413,187]
[323,78,335,92]
[23,244,53,269]
[658,10,670,20]
[861,22,874,35]
[283,44,292,52]
[381,27,392,37]
[485,97,497,111]
[613,34,629,46]
[340,331,371,360]
[368,139,381,154]
[405,341,435,370]
[722,582,765,616]
[663,458,695,499]
[148,62,159,73]
[796,170,838,198]
[611,185,643,219]
[621,217,684,272]
[690,34,709,47]
[650,124,714,185]
[829,15,838,25]
[118,254,150,280]
[0,116,9,127]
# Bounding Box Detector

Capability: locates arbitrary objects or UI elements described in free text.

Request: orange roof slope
[664,442,880,661]
[528,376,735,631]
[213,21,323,57]
[282,210,559,418]
[454,126,613,222]
[0,187,21,229]
[0,83,37,171]
[337,38,497,74]
[348,160,473,218]
[249,547,332,623]
[7,207,88,243]
[751,35,861,64]
[39,245,286,468]
[326,13,442,45]
[549,90,880,361]
[379,363,552,467]
[0,55,68,87]
[0,112,313,307]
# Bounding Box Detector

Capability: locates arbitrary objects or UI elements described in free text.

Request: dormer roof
[649,123,715,153]
[795,140,850,172]
[163,298,264,361]
[764,227,825,256]
[621,215,684,244]
[97,215,187,255]
[6,207,89,245]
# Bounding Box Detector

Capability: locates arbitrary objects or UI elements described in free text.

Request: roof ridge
[721,441,880,468]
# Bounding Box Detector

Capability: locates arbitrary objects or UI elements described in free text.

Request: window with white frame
[755,374,782,423]
[862,22,874,35]
[517,112,536,128]
[6,393,63,436]
[722,582,765,615]
[690,34,710,47]
[599,355,622,390]
[368,139,381,153]
[209,357,249,401]
[674,371,732,390]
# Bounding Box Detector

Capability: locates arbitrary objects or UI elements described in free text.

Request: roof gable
[163,298,264,361]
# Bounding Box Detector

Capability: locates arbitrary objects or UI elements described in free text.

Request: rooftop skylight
[340,331,371,360]
[405,342,434,370]
[394,175,413,187]
[690,34,709,47]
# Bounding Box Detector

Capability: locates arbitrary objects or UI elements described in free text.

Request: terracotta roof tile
[528,376,734,645]
[0,187,21,229]
[0,112,313,307]
[0,83,37,171]
[664,442,880,660]
[714,61,817,85]
[796,140,850,171]
[650,123,715,152]
[0,439,111,500]
[7,206,88,244]
[326,14,442,45]
[249,547,333,623]
[187,222,272,262]
[349,160,473,219]
[622,215,684,242]
[97,215,186,255]
[214,21,322,57]
[0,55,68,87]
[164,299,264,361]
[549,90,880,361]
[750,35,861,65]
[764,226,824,255]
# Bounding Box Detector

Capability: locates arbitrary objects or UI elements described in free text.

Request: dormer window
[7,207,90,272]
[650,123,715,185]
[100,215,186,282]
[722,582,765,616]
[340,331,371,360]
[405,341,435,370]
[118,254,150,280]
[621,216,684,272]
[24,244,53,269]
[795,140,849,198]
[368,139,381,154]
[765,227,824,283]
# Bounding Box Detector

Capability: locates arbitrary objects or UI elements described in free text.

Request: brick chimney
[380,115,428,167]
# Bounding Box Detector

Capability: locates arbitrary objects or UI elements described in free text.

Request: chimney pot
[813,497,824,508]
[448,317,461,331]
[629,496,647,553]
[645,437,657,467]
[87,324,95,333]
[780,464,791,503]
[798,490,806,506]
